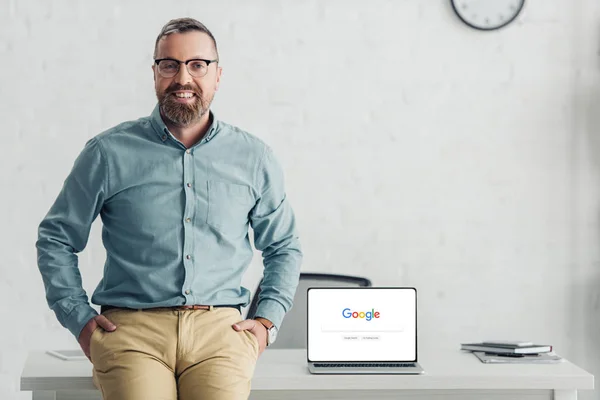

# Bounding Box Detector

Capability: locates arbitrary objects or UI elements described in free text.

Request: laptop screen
[307,287,416,362]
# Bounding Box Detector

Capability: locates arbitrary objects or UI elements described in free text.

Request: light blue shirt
[36,105,303,339]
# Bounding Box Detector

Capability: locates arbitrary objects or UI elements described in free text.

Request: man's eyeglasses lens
[157,60,209,78]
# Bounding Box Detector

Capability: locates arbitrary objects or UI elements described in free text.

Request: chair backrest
[247,273,372,349]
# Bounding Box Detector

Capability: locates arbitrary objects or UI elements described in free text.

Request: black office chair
[247,273,372,349]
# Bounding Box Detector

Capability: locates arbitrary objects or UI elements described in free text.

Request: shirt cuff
[63,304,98,339]
[253,298,286,330]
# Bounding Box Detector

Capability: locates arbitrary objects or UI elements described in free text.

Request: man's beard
[157,84,213,127]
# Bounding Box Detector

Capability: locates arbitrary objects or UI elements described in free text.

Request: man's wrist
[254,317,274,329]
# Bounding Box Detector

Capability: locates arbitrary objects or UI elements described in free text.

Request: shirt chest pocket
[207,181,254,235]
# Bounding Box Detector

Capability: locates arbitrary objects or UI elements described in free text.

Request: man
[36,17,302,400]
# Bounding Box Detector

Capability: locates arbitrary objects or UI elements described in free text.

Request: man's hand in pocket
[78,315,117,361]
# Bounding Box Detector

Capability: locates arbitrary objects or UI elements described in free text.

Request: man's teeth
[174,93,194,98]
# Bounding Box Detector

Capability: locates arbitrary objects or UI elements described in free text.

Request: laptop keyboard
[315,363,416,368]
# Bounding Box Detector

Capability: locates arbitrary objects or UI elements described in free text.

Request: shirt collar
[150,103,220,144]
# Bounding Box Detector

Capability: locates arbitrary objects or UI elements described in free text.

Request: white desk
[21,347,594,400]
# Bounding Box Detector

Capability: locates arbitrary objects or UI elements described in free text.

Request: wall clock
[450,0,525,31]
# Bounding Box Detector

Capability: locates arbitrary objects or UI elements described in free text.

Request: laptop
[307,287,424,374]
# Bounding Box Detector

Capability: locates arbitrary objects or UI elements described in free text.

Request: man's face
[153,31,222,127]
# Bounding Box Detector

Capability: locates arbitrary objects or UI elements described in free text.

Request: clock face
[451,0,525,31]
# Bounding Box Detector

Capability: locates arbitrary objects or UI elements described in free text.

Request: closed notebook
[473,351,563,364]
[461,343,552,354]
[481,340,533,347]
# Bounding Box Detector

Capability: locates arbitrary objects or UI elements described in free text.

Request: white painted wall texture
[1,0,600,399]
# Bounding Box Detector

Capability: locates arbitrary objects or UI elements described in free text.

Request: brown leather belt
[101,304,241,314]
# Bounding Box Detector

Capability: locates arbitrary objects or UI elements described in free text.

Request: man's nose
[174,63,193,85]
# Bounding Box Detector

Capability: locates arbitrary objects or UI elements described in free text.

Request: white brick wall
[1,0,600,399]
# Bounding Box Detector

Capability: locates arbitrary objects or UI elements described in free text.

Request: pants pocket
[242,330,260,358]
[89,326,103,365]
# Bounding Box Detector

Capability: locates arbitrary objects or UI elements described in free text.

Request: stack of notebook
[460,341,563,364]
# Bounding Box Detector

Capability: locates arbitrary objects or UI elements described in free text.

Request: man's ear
[214,66,222,91]
[152,64,156,84]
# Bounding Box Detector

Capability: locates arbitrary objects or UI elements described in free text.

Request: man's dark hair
[154,18,218,59]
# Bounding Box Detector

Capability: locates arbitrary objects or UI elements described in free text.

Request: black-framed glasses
[154,58,218,78]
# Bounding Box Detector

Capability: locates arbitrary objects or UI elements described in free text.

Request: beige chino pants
[90,306,259,400]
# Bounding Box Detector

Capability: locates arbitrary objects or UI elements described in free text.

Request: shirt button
[185,218,191,223]
[186,254,191,260]
[186,183,192,188]
[186,149,191,154]
[162,135,167,140]
[185,289,191,295]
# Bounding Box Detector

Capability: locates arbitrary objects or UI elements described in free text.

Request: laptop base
[308,362,424,375]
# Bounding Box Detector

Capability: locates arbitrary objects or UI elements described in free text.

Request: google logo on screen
[342,308,380,321]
